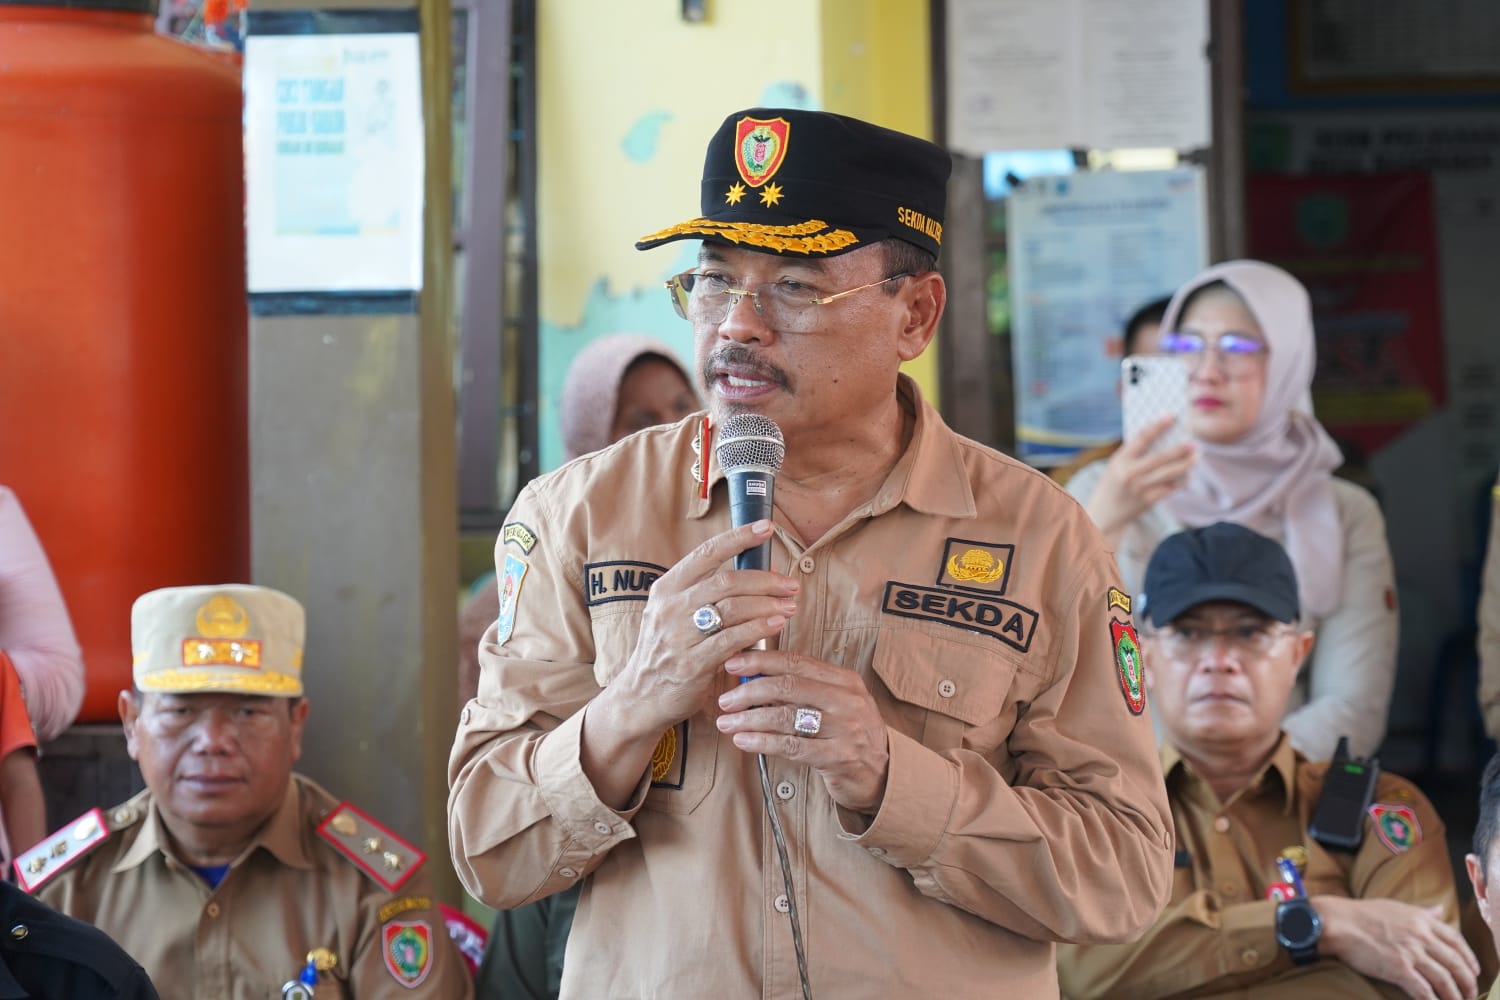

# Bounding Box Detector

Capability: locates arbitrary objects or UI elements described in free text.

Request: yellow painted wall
[535,1,935,469]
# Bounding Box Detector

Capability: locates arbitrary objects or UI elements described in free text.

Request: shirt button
[773,894,790,913]
[205,902,221,918]
[558,867,578,879]
[593,821,612,835]
[869,847,886,857]
[775,781,795,800]
[937,679,957,698]
[1241,948,1259,966]
[461,707,471,725]
[1213,816,1230,833]
[798,556,815,574]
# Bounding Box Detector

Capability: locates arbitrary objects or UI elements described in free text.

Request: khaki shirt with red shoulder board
[449,375,1173,999]
[1059,733,1460,999]
[31,774,473,1000]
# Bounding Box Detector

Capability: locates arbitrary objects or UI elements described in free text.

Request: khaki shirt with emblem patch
[449,375,1173,999]
[34,774,472,1000]
[1058,733,1460,999]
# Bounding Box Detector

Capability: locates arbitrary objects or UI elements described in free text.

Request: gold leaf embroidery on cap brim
[638,218,859,254]
[136,669,302,696]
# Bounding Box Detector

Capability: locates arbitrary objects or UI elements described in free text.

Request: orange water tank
[0,2,248,722]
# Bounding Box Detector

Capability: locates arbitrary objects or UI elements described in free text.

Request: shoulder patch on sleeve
[502,521,538,554]
[1368,802,1422,854]
[316,803,426,892]
[13,807,111,893]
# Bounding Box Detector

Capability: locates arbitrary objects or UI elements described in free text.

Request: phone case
[1121,355,1192,453]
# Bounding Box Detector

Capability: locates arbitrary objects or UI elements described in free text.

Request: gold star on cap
[725,182,745,205]
[759,182,784,207]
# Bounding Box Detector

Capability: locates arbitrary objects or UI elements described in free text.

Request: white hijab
[1159,260,1345,618]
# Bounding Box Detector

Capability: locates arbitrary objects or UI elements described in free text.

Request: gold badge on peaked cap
[196,594,250,638]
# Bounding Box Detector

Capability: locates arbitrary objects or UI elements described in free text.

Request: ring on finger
[793,706,822,737]
[691,604,723,635]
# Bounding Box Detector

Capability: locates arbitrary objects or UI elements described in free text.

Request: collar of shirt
[688,374,976,521]
[1159,731,1300,817]
[110,777,318,874]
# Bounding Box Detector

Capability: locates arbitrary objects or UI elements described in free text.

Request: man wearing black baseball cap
[1061,522,1477,999]
[451,107,1173,998]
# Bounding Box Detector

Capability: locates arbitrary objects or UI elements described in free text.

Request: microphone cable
[758,750,813,1000]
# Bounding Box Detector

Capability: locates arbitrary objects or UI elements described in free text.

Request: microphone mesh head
[716,413,785,474]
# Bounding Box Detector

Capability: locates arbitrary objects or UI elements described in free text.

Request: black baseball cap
[635,107,952,260]
[1141,522,1300,627]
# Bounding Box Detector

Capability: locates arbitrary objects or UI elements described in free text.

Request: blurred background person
[1051,293,1171,488]
[1062,523,1475,999]
[1477,468,1500,742]
[458,332,698,1000]
[0,485,84,865]
[1066,260,1397,762]
[0,650,45,861]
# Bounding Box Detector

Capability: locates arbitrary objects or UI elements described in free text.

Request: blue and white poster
[1007,167,1206,465]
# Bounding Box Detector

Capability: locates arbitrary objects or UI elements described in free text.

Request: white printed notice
[1006,168,1206,466]
[245,33,425,293]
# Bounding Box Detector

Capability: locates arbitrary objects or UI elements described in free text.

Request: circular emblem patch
[1111,619,1145,715]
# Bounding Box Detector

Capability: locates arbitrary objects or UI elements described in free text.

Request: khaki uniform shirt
[450,376,1174,999]
[1478,474,1500,738]
[35,774,473,1000]
[1059,734,1460,999]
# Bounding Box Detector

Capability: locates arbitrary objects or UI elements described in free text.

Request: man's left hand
[716,652,890,814]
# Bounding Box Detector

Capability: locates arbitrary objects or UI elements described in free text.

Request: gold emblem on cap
[758,182,784,208]
[1278,845,1309,871]
[307,948,338,972]
[947,549,1005,585]
[725,182,745,205]
[196,595,250,639]
[330,814,357,836]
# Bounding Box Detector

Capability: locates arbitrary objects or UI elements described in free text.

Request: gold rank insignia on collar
[316,803,426,892]
[12,807,111,893]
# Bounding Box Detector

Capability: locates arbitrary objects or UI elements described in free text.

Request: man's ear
[288,697,310,764]
[118,689,142,762]
[1468,852,1491,925]
[896,272,945,363]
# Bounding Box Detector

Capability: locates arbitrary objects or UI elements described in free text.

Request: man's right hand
[580,520,799,807]
[1313,896,1479,1000]
[1084,416,1196,543]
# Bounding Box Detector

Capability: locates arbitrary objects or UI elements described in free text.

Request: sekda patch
[881,581,1037,652]
[583,561,668,607]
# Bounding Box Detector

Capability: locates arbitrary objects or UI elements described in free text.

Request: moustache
[701,346,790,390]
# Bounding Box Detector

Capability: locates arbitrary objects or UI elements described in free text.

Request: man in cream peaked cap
[19,584,472,1000]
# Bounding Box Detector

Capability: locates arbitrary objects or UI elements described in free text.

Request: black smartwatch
[1275,896,1322,965]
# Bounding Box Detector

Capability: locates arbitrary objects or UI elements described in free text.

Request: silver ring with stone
[793,706,823,737]
[692,604,723,635]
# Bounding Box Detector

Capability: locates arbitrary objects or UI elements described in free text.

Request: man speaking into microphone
[448,108,1173,999]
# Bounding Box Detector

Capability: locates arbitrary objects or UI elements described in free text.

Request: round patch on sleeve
[1111,619,1145,715]
[1368,803,1421,854]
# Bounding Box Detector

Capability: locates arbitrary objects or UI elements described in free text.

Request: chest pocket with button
[868,627,1032,758]
[589,606,718,815]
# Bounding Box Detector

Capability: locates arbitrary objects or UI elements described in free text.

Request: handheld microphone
[715,413,785,571]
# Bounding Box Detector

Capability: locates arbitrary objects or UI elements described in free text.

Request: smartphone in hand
[1121,355,1192,454]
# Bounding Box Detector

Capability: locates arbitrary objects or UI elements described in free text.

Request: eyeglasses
[1153,622,1296,658]
[1161,331,1269,375]
[665,270,912,333]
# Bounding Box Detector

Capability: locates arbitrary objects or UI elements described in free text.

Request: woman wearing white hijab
[1067,260,1397,761]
